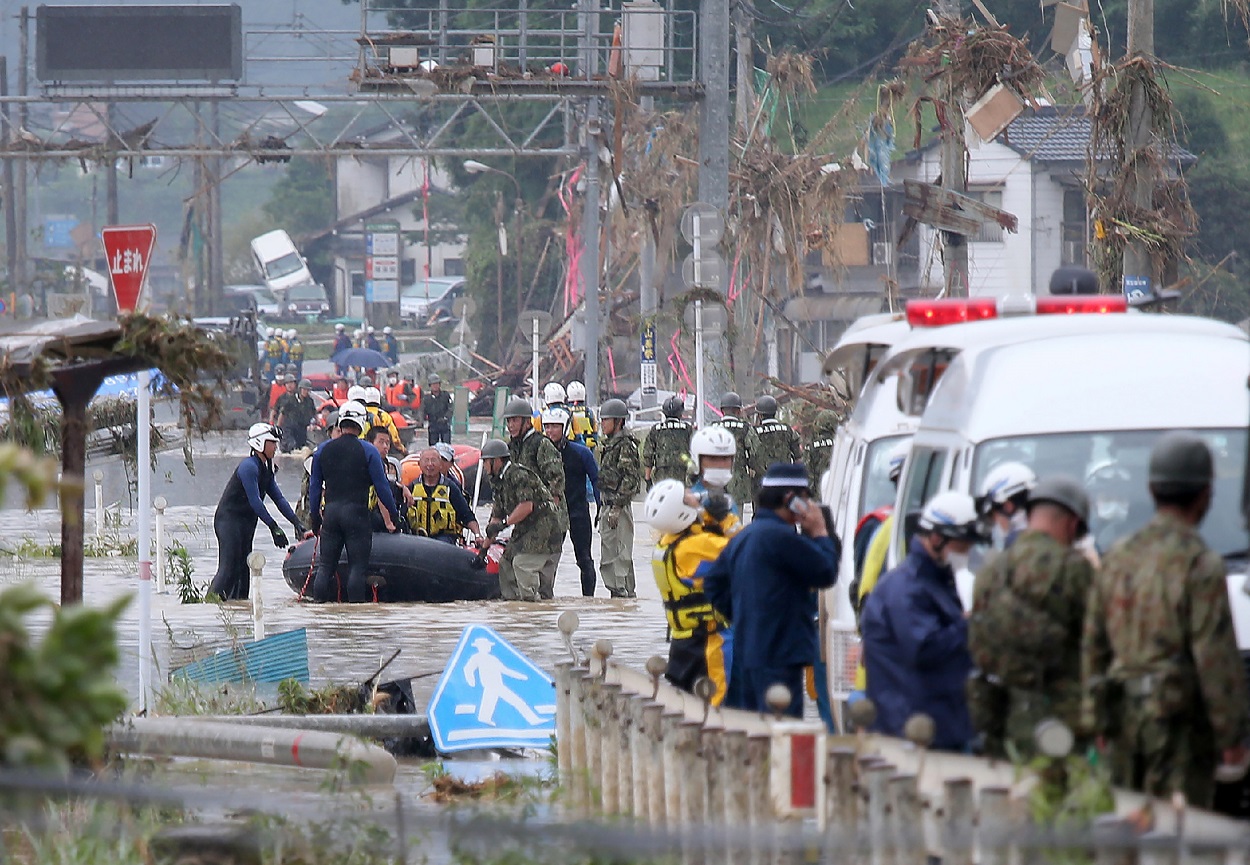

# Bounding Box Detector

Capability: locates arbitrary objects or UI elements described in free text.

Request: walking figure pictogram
[463,636,543,726]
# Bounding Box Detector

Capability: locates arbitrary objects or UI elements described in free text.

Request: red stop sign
[100,224,157,313]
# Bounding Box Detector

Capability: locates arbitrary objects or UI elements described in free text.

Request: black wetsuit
[210,453,301,600]
[557,438,601,596]
[308,435,399,602]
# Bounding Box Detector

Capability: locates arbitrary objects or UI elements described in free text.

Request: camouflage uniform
[598,426,642,597]
[642,418,694,486]
[967,529,1093,759]
[490,461,559,601]
[712,415,763,505]
[754,417,802,475]
[804,410,839,493]
[1082,511,1250,807]
[510,428,567,597]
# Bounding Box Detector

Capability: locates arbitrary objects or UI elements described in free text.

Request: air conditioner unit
[872,242,892,266]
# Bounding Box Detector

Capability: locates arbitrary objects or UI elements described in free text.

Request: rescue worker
[968,476,1094,759]
[287,329,304,380]
[543,407,601,597]
[1082,432,1250,808]
[210,423,307,601]
[266,332,285,379]
[646,479,736,704]
[308,401,400,602]
[299,411,341,526]
[382,325,400,365]
[850,438,911,617]
[332,323,351,375]
[478,438,560,602]
[688,425,741,521]
[435,441,466,491]
[597,398,642,599]
[421,374,453,445]
[803,409,839,495]
[860,491,984,751]
[565,380,598,449]
[273,377,317,451]
[362,386,405,455]
[712,391,763,507]
[977,461,1037,551]
[504,396,566,596]
[541,382,568,426]
[408,447,479,543]
[642,395,693,487]
[331,374,350,404]
[353,327,365,349]
[365,426,413,530]
[267,366,288,415]
[753,395,801,482]
[704,463,838,717]
[365,325,382,353]
[385,370,409,410]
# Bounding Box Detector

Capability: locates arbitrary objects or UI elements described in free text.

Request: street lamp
[463,160,525,361]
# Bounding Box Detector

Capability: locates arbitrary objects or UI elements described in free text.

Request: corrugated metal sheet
[173,628,309,685]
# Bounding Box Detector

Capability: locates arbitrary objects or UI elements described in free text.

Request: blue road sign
[427,624,557,753]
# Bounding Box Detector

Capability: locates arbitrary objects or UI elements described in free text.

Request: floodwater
[0,430,670,712]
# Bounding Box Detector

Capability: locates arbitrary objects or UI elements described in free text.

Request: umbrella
[331,348,392,369]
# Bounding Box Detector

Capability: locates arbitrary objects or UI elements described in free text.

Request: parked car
[251,229,314,294]
[285,283,331,320]
[400,277,465,325]
[225,284,281,318]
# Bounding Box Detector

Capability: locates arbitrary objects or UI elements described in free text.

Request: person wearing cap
[1082,432,1249,807]
[408,447,480,544]
[860,490,984,750]
[332,324,351,377]
[642,395,693,488]
[287,329,305,380]
[564,381,598,449]
[361,386,405,456]
[365,325,382,353]
[504,396,567,595]
[209,423,308,601]
[543,407,601,597]
[273,377,318,451]
[711,391,763,509]
[597,398,641,599]
[703,463,838,717]
[435,441,466,491]
[267,365,288,415]
[308,401,400,602]
[382,325,400,365]
[967,476,1095,759]
[385,369,414,412]
[477,438,560,602]
[420,374,453,445]
[752,395,801,490]
[803,409,840,496]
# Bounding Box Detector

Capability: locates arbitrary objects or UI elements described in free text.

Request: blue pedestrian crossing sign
[426,624,557,753]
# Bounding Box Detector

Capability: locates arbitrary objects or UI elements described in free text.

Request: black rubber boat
[282,533,501,603]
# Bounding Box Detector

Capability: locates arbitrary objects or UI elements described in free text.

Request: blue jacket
[703,509,839,668]
[860,538,973,751]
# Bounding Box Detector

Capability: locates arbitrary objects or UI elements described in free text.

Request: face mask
[990,524,1008,551]
[945,551,971,573]
[702,468,733,489]
[1096,500,1128,522]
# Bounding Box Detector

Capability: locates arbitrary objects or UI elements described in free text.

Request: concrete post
[598,682,622,814]
[569,671,591,813]
[941,777,976,865]
[703,726,725,828]
[630,698,649,817]
[643,702,666,825]
[978,786,1012,865]
[555,662,574,795]
[614,689,633,817]
[865,763,894,865]
[93,468,104,540]
[889,774,922,862]
[722,730,750,865]
[1121,0,1156,297]
[581,99,602,406]
[584,677,603,811]
[661,711,685,826]
[826,748,858,845]
[247,551,265,641]
[153,495,167,593]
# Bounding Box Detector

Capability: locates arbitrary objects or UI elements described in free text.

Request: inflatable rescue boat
[282,533,501,603]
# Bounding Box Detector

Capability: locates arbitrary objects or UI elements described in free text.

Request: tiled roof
[998,105,1195,164]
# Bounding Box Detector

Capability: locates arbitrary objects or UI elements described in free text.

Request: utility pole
[581,99,602,406]
[698,0,731,403]
[1121,0,1155,296]
[106,103,119,226]
[15,7,28,306]
[1,57,16,298]
[208,99,224,315]
[937,0,968,297]
[638,95,657,411]
[733,0,755,135]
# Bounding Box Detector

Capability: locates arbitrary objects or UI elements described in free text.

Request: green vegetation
[150,677,264,716]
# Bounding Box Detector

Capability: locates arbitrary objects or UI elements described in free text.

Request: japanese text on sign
[111,248,145,276]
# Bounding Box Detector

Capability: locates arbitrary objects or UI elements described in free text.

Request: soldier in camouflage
[804,410,839,494]
[478,439,560,602]
[643,395,694,487]
[503,396,567,597]
[597,398,642,598]
[753,395,801,482]
[712,392,763,506]
[1082,432,1249,808]
[967,476,1094,759]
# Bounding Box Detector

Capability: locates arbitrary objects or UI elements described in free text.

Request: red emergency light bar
[906,295,1127,326]
[1035,296,1128,314]
[905,298,998,327]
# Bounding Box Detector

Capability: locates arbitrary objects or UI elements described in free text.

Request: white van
[250,230,315,294]
[884,302,1250,646]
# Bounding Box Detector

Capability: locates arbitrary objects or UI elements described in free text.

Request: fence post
[676,720,705,865]
[614,688,633,818]
[629,697,648,817]
[889,773,922,863]
[941,777,975,865]
[153,495,168,593]
[93,469,104,540]
[661,711,686,830]
[865,762,894,865]
[598,682,622,814]
[569,671,591,814]
[703,725,725,828]
[643,702,666,826]
[584,676,603,812]
[826,748,858,850]
[246,552,265,641]
[722,730,750,865]
[978,786,1012,865]
[745,732,772,865]
[555,662,573,797]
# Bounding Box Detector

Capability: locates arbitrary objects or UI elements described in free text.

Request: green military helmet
[1028,475,1091,533]
[599,398,628,420]
[503,396,534,419]
[814,410,839,435]
[480,438,511,460]
[662,395,684,419]
[719,391,742,410]
[1148,431,1213,496]
[756,394,778,417]
[298,379,312,390]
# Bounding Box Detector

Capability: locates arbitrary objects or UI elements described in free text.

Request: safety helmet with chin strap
[247,422,280,452]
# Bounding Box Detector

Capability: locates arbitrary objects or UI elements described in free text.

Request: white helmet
[543,382,567,405]
[363,386,382,405]
[541,407,570,427]
[918,491,984,542]
[338,401,369,430]
[978,461,1036,513]
[383,326,393,335]
[887,438,911,483]
[566,380,587,402]
[354,328,364,338]
[689,426,736,465]
[335,323,345,332]
[247,422,280,452]
[644,479,699,534]
[347,385,367,403]
[286,329,297,339]
[367,326,376,334]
